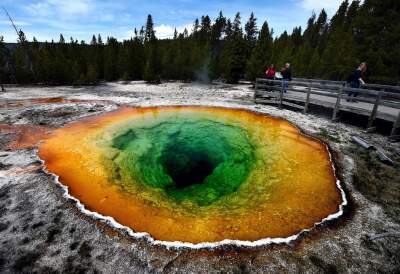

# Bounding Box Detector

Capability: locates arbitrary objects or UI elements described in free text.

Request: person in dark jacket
[347,62,367,102]
[281,63,292,92]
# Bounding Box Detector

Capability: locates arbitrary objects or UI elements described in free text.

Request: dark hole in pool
[160,146,219,189]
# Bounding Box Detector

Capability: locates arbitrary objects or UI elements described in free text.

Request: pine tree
[132,34,145,79]
[118,41,131,78]
[246,21,273,81]
[320,0,356,80]
[193,18,200,37]
[291,26,302,50]
[344,0,359,29]
[143,40,161,83]
[17,30,27,44]
[145,15,155,42]
[225,19,233,37]
[272,31,294,74]
[183,28,189,38]
[86,64,99,84]
[144,49,161,84]
[77,73,86,86]
[308,51,321,77]
[71,61,81,84]
[208,11,226,79]
[139,27,145,43]
[222,13,247,83]
[211,11,226,42]
[13,48,31,84]
[143,14,161,83]
[245,12,258,52]
[104,37,119,81]
[97,34,103,45]
[12,30,34,84]
[199,15,211,44]
[122,71,130,83]
[59,34,65,44]
[162,37,178,79]
[91,35,97,45]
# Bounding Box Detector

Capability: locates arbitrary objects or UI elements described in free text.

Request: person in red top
[265,64,276,92]
[266,64,276,79]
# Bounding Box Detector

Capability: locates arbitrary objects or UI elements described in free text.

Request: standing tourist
[265,64,276,91]
[347,62,367,102]
[281,63,292,93]
[266,64,276,80]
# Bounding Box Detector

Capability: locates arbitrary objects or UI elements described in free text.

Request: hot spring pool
[39,106,345,245]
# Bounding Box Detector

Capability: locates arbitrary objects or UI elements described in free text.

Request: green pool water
[109,118,256,206]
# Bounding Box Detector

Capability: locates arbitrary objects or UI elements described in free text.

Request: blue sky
[0,0,344,42]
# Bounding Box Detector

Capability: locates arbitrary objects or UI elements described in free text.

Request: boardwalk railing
[293,77,400,94]
[293,77,346,87]
[254,78,400,138]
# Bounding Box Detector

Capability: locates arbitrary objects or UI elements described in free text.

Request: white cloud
[154,23,192,39]
[0,20,31,26]
[1,29,19,42]
[154,24,175,39]
[26,0,92,18]
[300,0,343,14]
[49,0,91,14]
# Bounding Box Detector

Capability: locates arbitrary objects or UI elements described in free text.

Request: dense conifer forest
[0,0,399,85]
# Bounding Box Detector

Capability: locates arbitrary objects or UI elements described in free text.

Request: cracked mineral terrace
[0,81,399,273]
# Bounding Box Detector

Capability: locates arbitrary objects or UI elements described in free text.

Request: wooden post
[390,111,400,137]
[367,91,382,129]
[279,80,284,109]
[254,79,258,99]
[332,86,343,121]
[304,83,311,113]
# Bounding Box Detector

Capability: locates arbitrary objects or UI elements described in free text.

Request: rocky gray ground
[0,81,399,273]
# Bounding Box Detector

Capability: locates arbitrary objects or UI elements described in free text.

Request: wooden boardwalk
[254,78,400,138]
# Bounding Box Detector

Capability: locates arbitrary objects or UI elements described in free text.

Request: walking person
[265,64,276,92]
[347,62,367,102]
[281,63,292,93]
